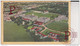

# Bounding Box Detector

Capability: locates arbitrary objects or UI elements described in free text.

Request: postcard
[1,1,71,44]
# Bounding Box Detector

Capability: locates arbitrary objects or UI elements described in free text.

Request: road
[41,24,65,34]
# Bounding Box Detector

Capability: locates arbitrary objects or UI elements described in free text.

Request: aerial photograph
[3,2,69,42]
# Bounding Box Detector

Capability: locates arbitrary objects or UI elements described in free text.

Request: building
[19,14,25,17]
[27,5,38,9]
[22,15,50,23]
[22,21,25,25]
[37,32,48,39]
[54,15,68,21]
[23,15,38,21]
[34,21,43,26]
[37,17,50,23]
[22,18,30,21]
[31,26,42,31]
[48,32,60,41]
[17,10,26,14]
[44,10,49,14]
[34,11,43,13]
[4,16,11,21]
[4,13,11,21]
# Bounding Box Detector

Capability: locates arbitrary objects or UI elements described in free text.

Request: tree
[15,16,23,26]
[57,34,67,42]
[10,16,16,21]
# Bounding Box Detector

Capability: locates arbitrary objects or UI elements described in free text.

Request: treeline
[31,2,68,17]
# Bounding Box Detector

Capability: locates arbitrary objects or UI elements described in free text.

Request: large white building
[24,15,38,21]
[22,14,50,23]
[54,15,68,21]
[37,17,50,23]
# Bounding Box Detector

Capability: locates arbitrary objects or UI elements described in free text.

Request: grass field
[46,21,68,32]
[25,11,58,18]
[28,26,33,29]
[4,21,34,42]
[42,29,65,35]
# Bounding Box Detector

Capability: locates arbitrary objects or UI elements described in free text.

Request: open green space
[28,26,33,29]
[4,21,34,42]
[25,11,58,18]
[42,29,65,35]
[42,29,67,42]
[46,21,68,32]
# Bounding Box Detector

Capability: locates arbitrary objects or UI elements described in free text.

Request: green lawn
[28,26,33,29]
[42,29,65,35]
[46,21,68,32]
[42,29,51,35]
[4,21,34,42]
[25,11,58,18]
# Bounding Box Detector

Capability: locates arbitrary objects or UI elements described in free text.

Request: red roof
[50,32,53,33]
[31,27,35,30]
[48,36,59,40]
[50,32,60,35]
[39,23,43,25]
[35,29,39,31]
[7,18,10,20]
[23,18,30,20]
[44,10,48,12]
[50,37,59,40]
[34,23,37,24]
[34,21,43,25]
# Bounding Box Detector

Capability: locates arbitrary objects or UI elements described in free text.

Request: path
[40,24,65,34]
[40,25,48,33]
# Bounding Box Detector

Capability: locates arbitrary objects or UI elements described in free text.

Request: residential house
[48,32,60,41]
[37,32,48,39]
[31,26,42,31]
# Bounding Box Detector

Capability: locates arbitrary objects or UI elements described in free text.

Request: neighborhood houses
[4,11,61,41]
